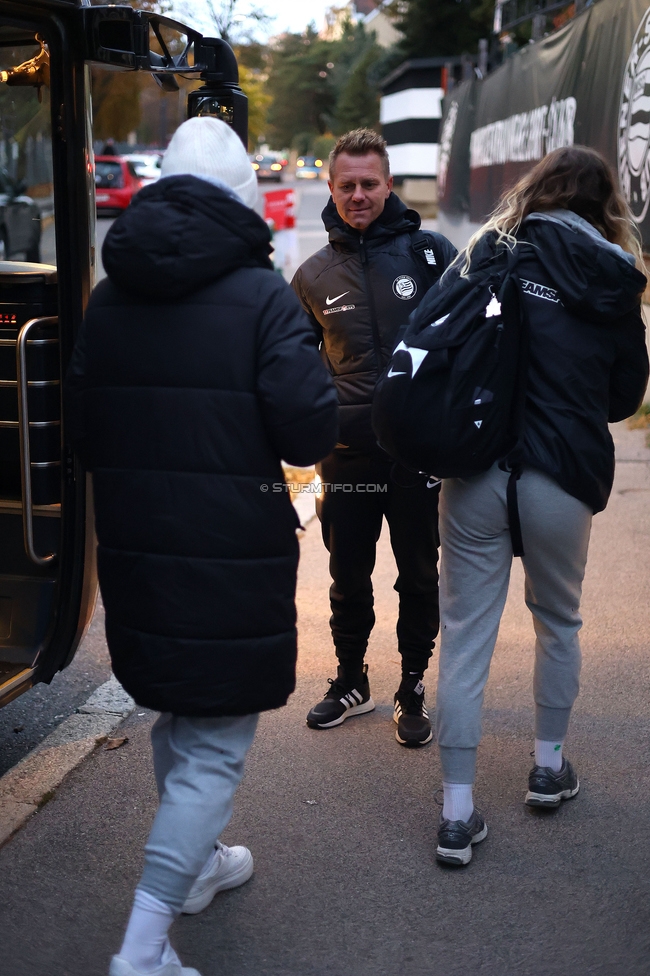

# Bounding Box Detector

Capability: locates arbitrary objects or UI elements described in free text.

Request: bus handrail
[16,315,58,566]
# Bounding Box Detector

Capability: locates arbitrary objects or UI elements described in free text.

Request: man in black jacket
[292,129,457,746]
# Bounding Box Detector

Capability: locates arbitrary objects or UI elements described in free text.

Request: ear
[328,180,334,194]
[386,175,393,196]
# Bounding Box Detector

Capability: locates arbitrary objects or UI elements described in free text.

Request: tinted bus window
[0,32,54,264]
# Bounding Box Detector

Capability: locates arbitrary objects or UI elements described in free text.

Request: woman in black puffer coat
[66,118,337,976]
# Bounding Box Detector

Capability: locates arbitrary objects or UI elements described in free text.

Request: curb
[0,675,135,848]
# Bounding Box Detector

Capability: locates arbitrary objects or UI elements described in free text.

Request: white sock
[442,782,474,823]
[119,888,175,973]
[535,738,564,772]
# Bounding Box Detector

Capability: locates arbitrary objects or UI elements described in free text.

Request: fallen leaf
[105,736,129,751]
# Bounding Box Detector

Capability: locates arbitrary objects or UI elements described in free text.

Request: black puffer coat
[65,175,338,716]
[292,193,457,452]
[446,211,649,512]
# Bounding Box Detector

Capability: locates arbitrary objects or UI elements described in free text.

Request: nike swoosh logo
[326,291,350,306]
[387,367,407,377]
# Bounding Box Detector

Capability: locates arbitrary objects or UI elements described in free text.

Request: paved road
[0,421,649,975]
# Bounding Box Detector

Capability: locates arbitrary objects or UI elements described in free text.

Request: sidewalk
[0,424,649,976]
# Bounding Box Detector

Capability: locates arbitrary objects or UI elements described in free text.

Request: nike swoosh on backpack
[326,291,350,305]
[387,367,407,377]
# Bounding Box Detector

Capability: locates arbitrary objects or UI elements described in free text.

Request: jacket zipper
[359,235,384,370]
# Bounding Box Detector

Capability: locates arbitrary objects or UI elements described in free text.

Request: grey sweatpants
[138,712,259,912]
[436,464,592,784]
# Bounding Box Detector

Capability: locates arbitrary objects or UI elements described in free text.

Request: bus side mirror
[80,5,148,70]
[80,6,248,147]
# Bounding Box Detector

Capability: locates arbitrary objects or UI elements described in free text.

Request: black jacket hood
[469,212,646,324]
[323,191,421,246]
[102,175,273,300]
[520,212,646,323]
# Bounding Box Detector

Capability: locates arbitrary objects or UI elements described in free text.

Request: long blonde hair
[458,145,646,277]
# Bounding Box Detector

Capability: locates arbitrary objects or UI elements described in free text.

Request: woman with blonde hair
[433,146,649,866]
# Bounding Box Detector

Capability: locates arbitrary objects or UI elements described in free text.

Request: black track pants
[317,451,440,676]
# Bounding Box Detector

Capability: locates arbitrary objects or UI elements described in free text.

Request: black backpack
[372,243,530,554]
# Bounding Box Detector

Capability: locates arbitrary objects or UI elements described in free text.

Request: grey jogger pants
[138,712,259,912]
[436,464,592,784]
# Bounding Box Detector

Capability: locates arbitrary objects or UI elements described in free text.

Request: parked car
[295,156,324,179]
[123,152,163,186]
[95,155,142,214]
[0,169,41,261]
[251,154,283,182]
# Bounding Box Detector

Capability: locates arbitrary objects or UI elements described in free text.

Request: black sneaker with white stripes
[306,664,375,729]
[393,675,432,747]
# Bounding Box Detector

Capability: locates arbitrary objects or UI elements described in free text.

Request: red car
[95,155,142,214]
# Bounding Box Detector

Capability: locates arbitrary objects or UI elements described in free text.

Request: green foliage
[312,133,337,160]
[232,43,271,149]
[367,44,405,89]
[394,0,494,58]
[265,27,336,149]
[326,19,382,135]
[266,20,384,150]
[291,132,317,155]
[238,62,271,150]
[235,41,267,72]
[333,43,382,135]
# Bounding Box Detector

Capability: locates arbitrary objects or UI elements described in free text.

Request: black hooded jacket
[292,192,457,453]
[65,176,338,717]
[447,211,649,513]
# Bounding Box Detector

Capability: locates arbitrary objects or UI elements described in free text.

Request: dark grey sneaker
[436,808,488,866]
[525,758,579,808]
[306,664,375,729]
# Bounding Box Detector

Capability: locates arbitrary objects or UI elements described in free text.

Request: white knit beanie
[161,116,258,208]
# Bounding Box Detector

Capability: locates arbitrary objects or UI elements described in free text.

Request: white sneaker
[109,942,201,975]
[181,841,254,915]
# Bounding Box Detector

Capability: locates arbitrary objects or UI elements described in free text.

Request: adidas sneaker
[306,664,375,729]
[393,675,432,747]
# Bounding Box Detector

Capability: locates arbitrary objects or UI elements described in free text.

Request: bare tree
[205,0,273,44]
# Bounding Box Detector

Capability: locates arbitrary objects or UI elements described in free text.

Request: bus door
[0,7,96,708]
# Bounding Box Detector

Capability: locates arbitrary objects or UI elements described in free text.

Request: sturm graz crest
[619,7,650,223]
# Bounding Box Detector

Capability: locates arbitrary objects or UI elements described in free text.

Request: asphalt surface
[0,601,111,779]
[0,420,649,975]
